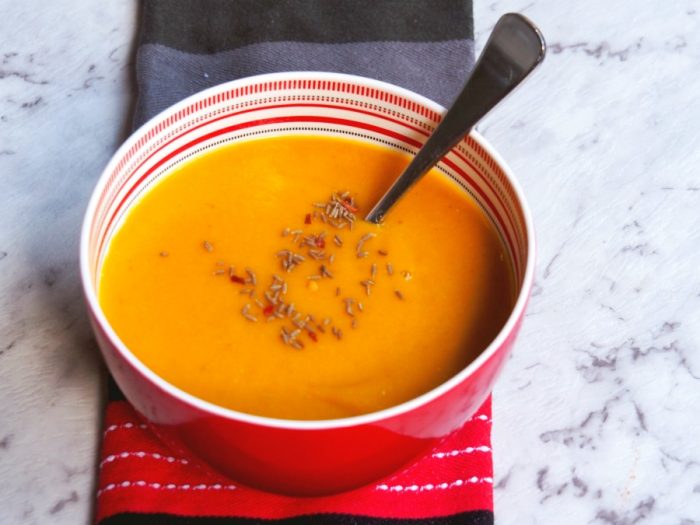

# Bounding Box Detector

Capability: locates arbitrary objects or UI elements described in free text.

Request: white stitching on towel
[97,481,237,497]
[103,422,149,436]
[376,477,493,492]
[431,445,492,458]
[99,451,189,468]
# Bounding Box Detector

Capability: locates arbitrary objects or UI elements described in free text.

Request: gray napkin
[133,0,474,127]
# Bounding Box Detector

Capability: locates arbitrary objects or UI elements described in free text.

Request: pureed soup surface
[99,136,515,420]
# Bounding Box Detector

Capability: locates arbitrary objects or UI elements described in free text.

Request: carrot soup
[99,136,514,420]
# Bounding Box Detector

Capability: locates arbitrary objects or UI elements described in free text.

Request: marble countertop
[2,0,699,523]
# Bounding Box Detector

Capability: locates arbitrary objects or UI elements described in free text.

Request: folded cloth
[97,0,492,523]
[133,0,475,126]
[96,393,494,524]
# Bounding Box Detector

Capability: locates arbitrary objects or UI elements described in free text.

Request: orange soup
[99,136,514,420]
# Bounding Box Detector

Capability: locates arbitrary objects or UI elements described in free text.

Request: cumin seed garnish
[278,250,305,272]
[245,268,257,285]
[320,264,333,278]
[308,249,326,260]
[241,304,257,322]
[280,327,291,344]
[360,279,374,296]
[291,229,303,243]
[209,190,411,347]
[344,298,355,317]
[320,191,358,229]
[159,251,169,257]
[356,232,376,258]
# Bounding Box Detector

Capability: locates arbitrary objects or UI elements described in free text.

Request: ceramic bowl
[81,71,534,495]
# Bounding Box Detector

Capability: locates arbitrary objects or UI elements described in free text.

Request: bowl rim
[80,71,535,430]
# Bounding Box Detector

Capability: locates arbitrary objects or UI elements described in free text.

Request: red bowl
[81,72,534,496]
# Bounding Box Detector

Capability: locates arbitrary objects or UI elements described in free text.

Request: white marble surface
[1,0,699,523]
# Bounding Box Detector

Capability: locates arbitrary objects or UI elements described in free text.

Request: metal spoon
[365,13,546,223]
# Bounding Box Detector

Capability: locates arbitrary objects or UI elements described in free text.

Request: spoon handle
[365,13,546,223]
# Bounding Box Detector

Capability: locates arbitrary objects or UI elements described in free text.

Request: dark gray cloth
[133,0,474,126]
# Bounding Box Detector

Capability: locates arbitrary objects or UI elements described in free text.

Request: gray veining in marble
[0,2,137,524]
[479,1,700,523]
[1,0,699,523]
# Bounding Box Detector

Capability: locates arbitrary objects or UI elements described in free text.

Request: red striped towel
[95,397,493,524]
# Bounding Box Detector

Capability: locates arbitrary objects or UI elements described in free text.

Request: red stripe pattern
[96,398,493,523]
[88,78,527,291]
